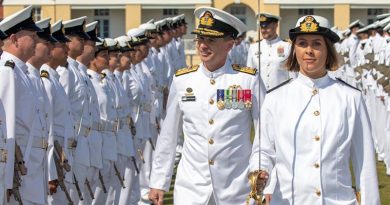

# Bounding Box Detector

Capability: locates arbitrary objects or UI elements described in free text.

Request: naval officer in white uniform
[149,7,266,205]
[259,15,380,205]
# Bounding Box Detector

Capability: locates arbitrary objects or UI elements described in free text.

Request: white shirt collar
[265,36,281,45]
[296,72,332,89]
[200,59,229,79]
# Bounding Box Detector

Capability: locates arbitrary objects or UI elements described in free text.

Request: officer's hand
[48,180,58,195]
[149,188,164,205]
[256,170,269,195]
[265,194,272,205]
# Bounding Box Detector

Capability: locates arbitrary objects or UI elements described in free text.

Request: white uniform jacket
[0,53,17,192]
[57,57,90,166]
[247,37,291,90]
[150,59,266,205]
[88,69,117,161]
[260,73,380,205]
[1,52,37,190]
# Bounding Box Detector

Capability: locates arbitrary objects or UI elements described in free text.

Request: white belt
[118,117,131,130]
[91,121,103,131]
[75,123,92,137]
[16,135,48,150]
[101,119,118,133]
[53,135,77,150]
[141,103,152,112]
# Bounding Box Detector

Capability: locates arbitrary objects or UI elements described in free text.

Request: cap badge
[259,15,267,22]
[200,11,215,27]
[300,16,319,32]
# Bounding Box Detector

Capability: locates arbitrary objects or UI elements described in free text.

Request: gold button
[209,119,214,125]
[209,99,214,105]
[315,190,321,196]
[210,79,215,85]
[312,89,318,95]
[314,163,320,168]
[209,159,214,165]
[314,136,320,141]
[208,138,214,144]
[314,111,320,116]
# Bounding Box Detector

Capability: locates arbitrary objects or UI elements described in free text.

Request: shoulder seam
[267,78,292,94]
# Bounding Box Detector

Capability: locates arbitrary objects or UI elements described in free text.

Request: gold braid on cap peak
[192,27,224,37]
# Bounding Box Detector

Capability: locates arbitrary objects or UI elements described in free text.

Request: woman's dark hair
[285,35,339,72]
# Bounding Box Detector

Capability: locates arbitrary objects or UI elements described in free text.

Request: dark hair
[285,35,339,72]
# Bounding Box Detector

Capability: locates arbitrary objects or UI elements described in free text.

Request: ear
[9,34,18,44]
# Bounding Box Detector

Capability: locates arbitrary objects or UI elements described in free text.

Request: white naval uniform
[122,67,142,204]
[57,57,91,203]
[78,62,104,205]
[150,59,266,205]
[0,53,18,203]
[247,37,292,90]
[41,64,76,205]
[87,69,118,205]
[0,91,7,204]
[0,52,37,205]
[20,63,51,205]
[260,73,380,205]
[113,70,137,205]
[347,33,360,68]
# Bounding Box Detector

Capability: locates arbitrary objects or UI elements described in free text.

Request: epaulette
[175,65,199,77]
[40,70,49,79]
[336,78,360,91]
[232,64,257,75]
[267,78,292,94]
[4,60,15,69]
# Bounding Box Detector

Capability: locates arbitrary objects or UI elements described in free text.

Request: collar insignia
[299,16,319,32]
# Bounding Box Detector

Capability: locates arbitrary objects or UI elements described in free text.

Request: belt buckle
[0,149,7,163]
[113,120,118,132]
[98,123,103,131]
[69,139,77,149]
[41,138,48,150]
[85,127,91,137]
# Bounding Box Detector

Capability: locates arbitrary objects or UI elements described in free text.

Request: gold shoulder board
[40,70,50,79]
[175,64,199,77]
[232,64,257,75]
[4,60,15,69]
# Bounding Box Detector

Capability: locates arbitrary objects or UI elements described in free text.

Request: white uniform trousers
[92,159,115,205]
[118,158,136,205]
[139,130,158,199]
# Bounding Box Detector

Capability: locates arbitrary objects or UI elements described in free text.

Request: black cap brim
[68,31,91,40]
[289,27,340,43]
[54,35,71,43]
[0,30,7,40]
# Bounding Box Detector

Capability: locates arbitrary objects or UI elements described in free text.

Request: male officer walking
[149,7,265,205]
